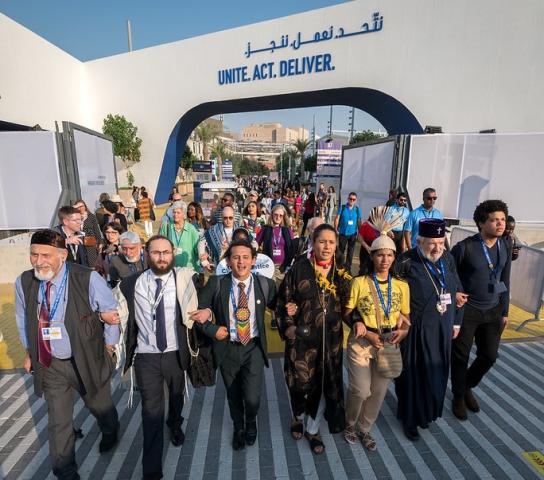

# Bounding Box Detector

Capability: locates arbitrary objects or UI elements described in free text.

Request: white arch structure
[1,0,543,200]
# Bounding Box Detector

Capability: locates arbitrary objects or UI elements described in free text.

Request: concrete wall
[1,0,543,198]
[0,14,85,130]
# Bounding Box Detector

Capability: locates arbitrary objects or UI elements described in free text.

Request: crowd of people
[14,176,517,480]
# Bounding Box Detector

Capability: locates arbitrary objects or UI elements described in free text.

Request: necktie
[38,281,53,367]
[155,278,167,352]
[236,282,251,345]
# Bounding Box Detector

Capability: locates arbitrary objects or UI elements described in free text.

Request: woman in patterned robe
[275,224,352,455]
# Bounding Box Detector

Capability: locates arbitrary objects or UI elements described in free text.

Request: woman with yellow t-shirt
[343,207,410,451]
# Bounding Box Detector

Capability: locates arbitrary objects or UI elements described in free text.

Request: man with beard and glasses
[450,200,511,421]
[108,231,147,287]
[394,219,466,441]
[15,229,120,480]
[200,206,240,271]
[119,235,191,480]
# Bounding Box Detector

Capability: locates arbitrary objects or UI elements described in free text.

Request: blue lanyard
[372,273,392,320]
[171,222,185,246]
[229,276,253,313]
[423,257,447,291]
[479,236,501,278]
[40,264,69,322]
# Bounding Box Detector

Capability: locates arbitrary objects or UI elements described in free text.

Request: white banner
[408,133,544,222]
[216,253,275,278]
[0,132,62,230]
[73,129,117,209]
[340,140,395,219]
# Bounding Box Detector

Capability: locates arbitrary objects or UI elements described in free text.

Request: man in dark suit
[119,235,190,480]
[54,206,89,266]
[190,239,276,450]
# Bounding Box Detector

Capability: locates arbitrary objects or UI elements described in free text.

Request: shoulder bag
[186,326,216,388]
[366,277,403,379]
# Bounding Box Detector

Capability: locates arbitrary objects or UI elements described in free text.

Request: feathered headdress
[368,206,403,252]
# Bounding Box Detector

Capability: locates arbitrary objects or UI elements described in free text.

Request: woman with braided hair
[275,223,352,455]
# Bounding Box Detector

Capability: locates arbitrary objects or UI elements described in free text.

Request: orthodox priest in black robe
[395,219,465,440]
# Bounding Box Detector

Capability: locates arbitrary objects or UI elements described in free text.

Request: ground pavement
[0,339,543,479]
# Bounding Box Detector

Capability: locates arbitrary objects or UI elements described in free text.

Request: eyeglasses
[425,196,438,201]
[348,197,357,201]
[222,216,234,220]
[149,250,173,257]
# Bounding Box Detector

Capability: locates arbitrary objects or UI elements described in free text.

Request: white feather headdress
[368,206,403,251]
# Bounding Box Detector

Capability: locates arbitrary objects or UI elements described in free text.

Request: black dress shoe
[143,473,163,480]
[403,423,420,441]
[99,431,118,453]
[452,397,468,421]
[245,422,257,446]
[170,427,185,447]
[232,429,246,450]
[464,389,480,413]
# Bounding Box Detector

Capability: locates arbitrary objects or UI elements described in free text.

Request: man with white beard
[15,229,120,479]
[109,231,147,287]
[394,219,467,441]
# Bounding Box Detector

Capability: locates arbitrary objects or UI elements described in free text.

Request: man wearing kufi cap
[395,218,466,441]
[15,229,121,479]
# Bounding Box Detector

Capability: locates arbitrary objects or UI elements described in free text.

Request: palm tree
[287,148,298,181]
[293,139,310,180]
[195,120,220,162]
[211,140,228,181]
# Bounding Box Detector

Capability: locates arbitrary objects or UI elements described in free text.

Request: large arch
[156,87,423,201]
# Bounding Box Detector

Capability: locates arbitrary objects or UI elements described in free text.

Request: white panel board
[0,132,62,230]
[408,133,544,223]
[340,141,395,219]
[73,129,117,209]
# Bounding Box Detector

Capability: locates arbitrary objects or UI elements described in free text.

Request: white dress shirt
[134,270,179,353]
[228,274,258,342]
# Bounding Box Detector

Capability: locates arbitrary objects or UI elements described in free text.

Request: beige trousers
[345,334,391,433]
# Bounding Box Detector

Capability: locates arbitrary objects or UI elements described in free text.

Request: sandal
[305,431,325,455]
[360,432,377,451]
[343,426,358,445]
[290,419,304,440]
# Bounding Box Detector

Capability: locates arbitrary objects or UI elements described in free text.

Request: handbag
[366,277,403,379]
[186,326,216,388]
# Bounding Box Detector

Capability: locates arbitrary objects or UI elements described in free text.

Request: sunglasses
[425,196,438,200]
[222,216,234,220]
[348,197,357,201]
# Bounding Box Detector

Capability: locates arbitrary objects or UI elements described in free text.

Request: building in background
[242,123,308,143]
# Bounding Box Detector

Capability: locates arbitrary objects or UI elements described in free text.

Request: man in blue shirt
[386,191,411,251]
[403,187,443,250]
[334,192,362,271]
[15,229,120,480]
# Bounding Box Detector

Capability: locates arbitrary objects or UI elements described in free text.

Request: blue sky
[1,0,384,136]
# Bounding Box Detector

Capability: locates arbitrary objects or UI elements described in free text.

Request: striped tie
[236,282,251,345]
